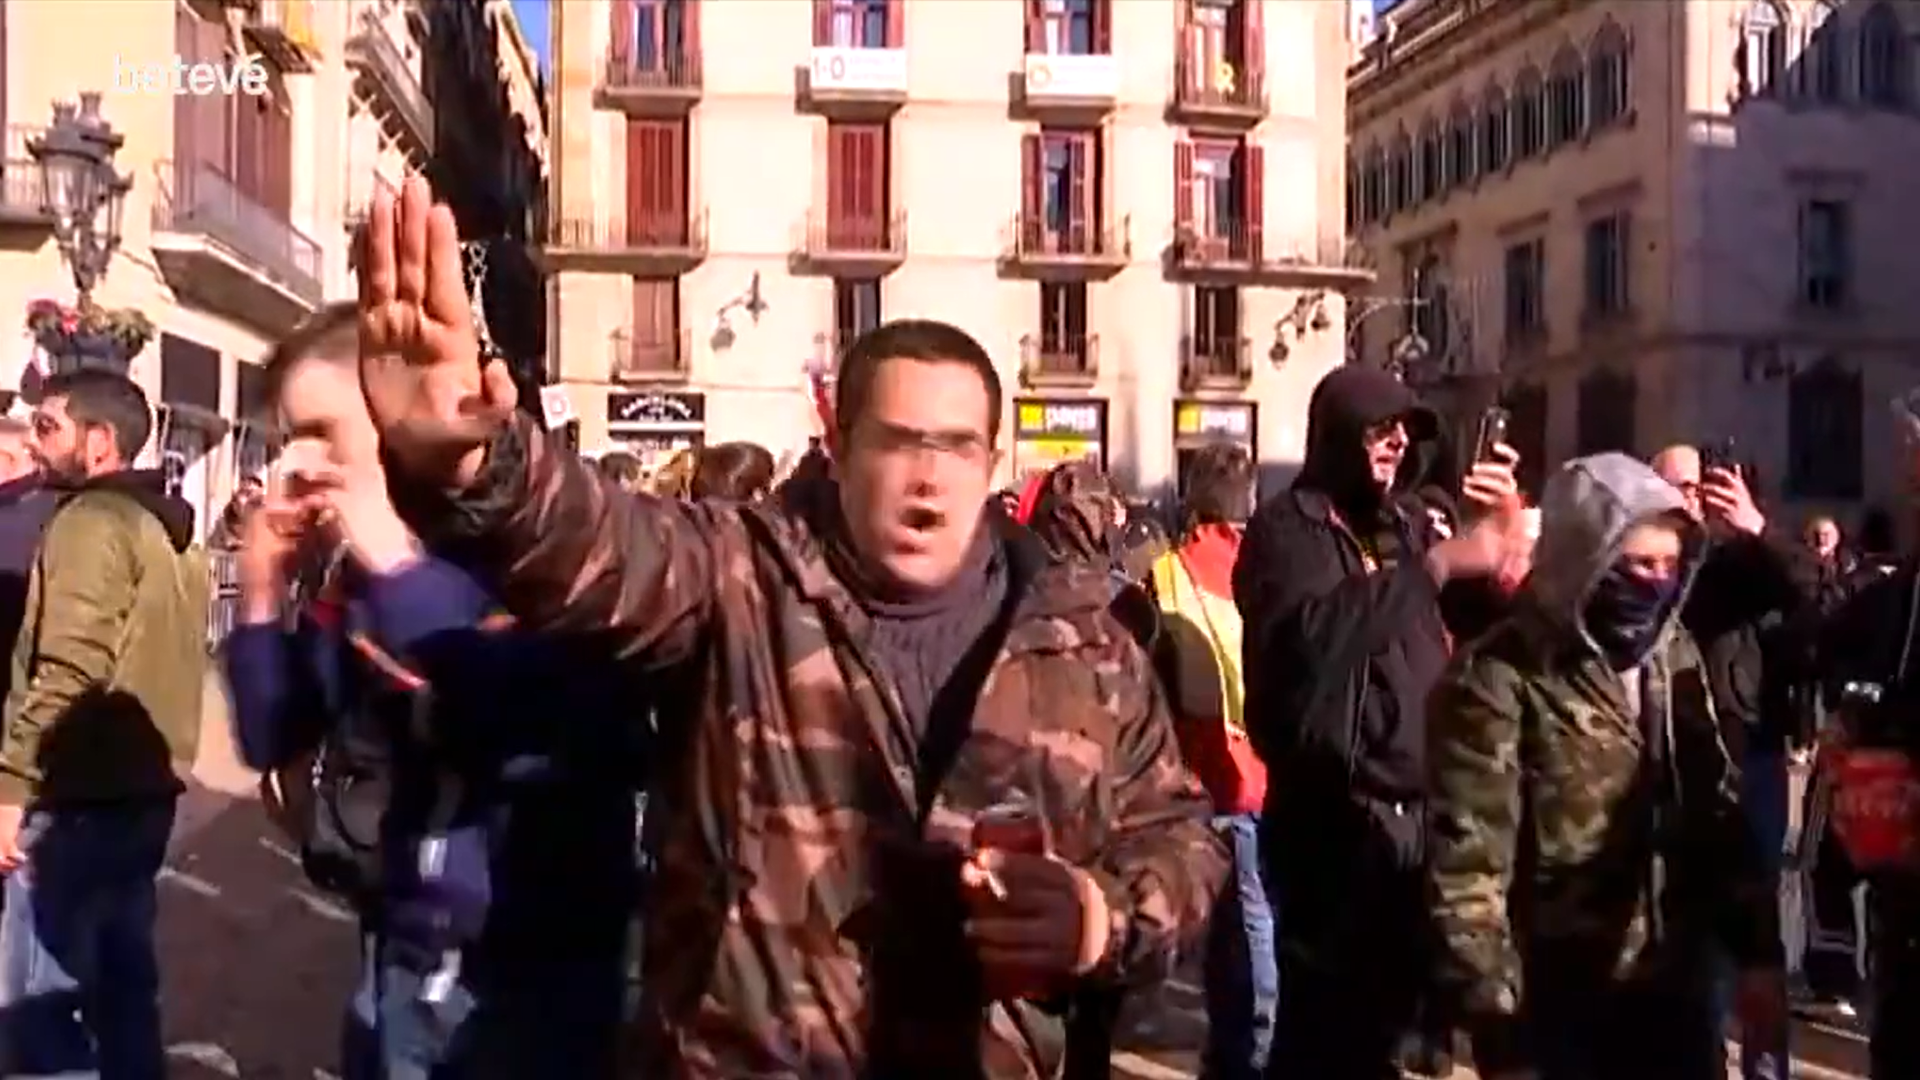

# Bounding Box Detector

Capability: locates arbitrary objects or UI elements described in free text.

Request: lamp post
[1346,294,1431,375]
[29,94,131,305]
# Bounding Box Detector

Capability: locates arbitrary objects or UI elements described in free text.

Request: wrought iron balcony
[150,159,322,331]
[1018,332,1100,387]
[1170,220,1267,277]
[597,50,703,116]
[1170,51,1267,125]
[792,210,907,275]
[1179,333,1253,391]
[537,209,710,274]
[0,125,51,228]
[1001,213,1129,279]
[610,327,693,382]
[1264,233,1378,289]
[346,11,435,152]
[243,0,321,73]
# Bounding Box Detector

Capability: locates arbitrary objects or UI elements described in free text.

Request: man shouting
[324,178,1226,1079]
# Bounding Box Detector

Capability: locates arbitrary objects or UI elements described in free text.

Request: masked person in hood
[0,370,209,1079]
[1427,453,1787,1080]
[1234,366,1525,1079]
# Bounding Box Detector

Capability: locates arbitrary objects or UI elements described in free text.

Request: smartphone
[1473,406,1511,463]
[1701,437,1737,476]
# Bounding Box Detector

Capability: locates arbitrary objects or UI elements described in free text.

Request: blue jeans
[340,935,626,1080]
[1203,813,1278,1080]
[0,799,175,1080]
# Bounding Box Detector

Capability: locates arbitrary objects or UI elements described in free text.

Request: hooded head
[1027,460,1120,565]
[1529,453,1705,668]
[1294,366,1438,515]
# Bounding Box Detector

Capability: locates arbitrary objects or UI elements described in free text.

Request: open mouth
[901,505,944,532]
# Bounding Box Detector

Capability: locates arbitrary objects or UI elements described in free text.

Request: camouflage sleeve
[1084,644,1231,987]
[1426,649,1528,1072]
[389,414,719,670]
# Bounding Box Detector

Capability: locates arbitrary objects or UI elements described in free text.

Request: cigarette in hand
[962,852,1008,900]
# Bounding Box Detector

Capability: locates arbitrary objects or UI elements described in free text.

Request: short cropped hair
[255,300,358,419]
[596,451,644,488]
[1181,442,1255,530]
[41,369,153,461]
[691,441,777,501]
[834,319,1003,446]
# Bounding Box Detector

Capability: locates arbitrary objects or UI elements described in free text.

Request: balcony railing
[1180,334,1253,389]
[540,210,709,273]
[795,210,908,272]
[610,328,693,380]
[244,0,320,72]
[0,125,50,226]
[1173,220,1264,271]
[1171,52,1267,122]
[598,50,703,113]
[1019,332,1100,385]
[1264,233,1377,288]
[152,159,322,303]
[342,174,399,232]
[346,11,435,149]
[1004,213,1130,276]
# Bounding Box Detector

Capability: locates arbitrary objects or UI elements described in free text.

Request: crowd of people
[0,175,1919,1080]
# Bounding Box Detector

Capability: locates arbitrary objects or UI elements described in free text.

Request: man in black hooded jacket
[1233,367,1524,1080]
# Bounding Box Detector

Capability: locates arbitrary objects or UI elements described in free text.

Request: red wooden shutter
[1093,0,1112,54]
[1024,0,1044,52]
[1243,143,1265,261]
[1174,140,1195,239]
[1067,134,1090,252]
[611,0,633,66]
[684,0,701,68]
[825,124,849,233]
[666,120,688,240]
[626,121,648,243]
[268,101,292,217]
[1242,0,1264,93]
[857,125,883,224]
[884,0,903,47]
[811,0,830,45]
[1020,133,1042,249]
[198,19,229,177]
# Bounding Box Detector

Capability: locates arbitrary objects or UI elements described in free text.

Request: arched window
[1345,156,1361,232]
[1804,1,1846,103]
[1787,356,1863,499]
[1547,46,1586,147]
[1417,118,1443,202]
[1446,101,1475,188]
[1588,20,1630,126]
[1575,368,1637,456]
[1512,66,1546,159]
[1738,0,1788,99]
[1480,85,1510,172]
[1388,132,1413,215]
[1364,144,1387,221]
[1860,2,1909,109]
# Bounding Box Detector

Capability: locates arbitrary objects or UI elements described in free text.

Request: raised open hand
[357,176,516,485]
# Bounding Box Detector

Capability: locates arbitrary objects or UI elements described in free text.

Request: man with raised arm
[329,178,1226,1079]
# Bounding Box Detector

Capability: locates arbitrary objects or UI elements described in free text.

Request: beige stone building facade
[0,0,433,541]
[1349,0,1920,518]
[545,0,1368,494]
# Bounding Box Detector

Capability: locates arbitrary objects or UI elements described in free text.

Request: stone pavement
[158,671,359,1078]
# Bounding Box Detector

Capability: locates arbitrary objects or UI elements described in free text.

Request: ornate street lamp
[29,93,132,304]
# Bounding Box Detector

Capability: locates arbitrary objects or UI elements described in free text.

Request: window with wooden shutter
[828,122,886,248]
[1023,0,1044,52]
[812,0,833,46]
[612,0,634,67]
[1019,133,1044,251]
[883,0,902,47]
[627,120,686,246]
[1173,140,1196,242]
[1039,283,1089,372]
[1091,0,1111,54]
[1240,0,1264,98]
[628,277,681,372]
[1065,132,1091,253]
[1242,142,1264,261]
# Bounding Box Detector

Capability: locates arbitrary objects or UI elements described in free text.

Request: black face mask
[1583,565,1682,664]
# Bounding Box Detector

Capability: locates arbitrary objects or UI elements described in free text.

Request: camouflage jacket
[1425,453,1781,1071]
[405,418,1226,1079]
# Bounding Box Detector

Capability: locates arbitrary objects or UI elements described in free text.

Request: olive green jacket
[0,475,207,804]
[1426,453,1780,1070]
